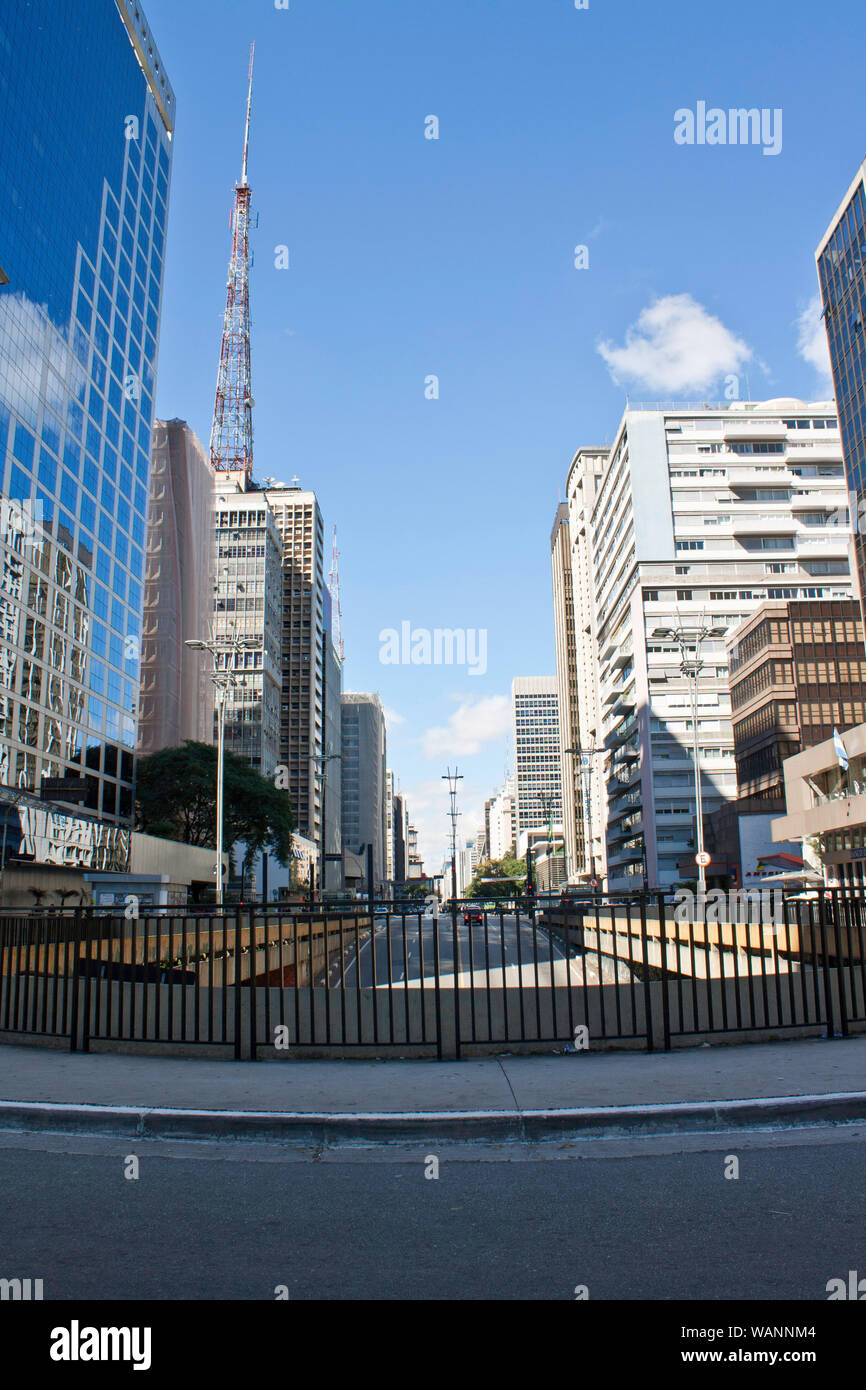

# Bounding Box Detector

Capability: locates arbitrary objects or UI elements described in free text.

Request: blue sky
[147,0,866,868]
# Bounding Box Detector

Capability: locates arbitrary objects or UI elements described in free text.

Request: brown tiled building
[728,598,866,806]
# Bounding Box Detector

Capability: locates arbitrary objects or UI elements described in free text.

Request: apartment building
[553,447,609,884]
[584,400,854,891]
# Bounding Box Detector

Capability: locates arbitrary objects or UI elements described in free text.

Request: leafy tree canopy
[136,741,293,867]
[467,856,527,900]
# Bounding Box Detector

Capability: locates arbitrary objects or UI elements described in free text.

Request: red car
[463,908,483,925]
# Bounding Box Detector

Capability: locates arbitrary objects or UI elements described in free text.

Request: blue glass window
[63,437,81,476]
[38,451,57,493]
[96,548,111,585]
[117,498,131,533]
[98,512,113,548]
[80,495,96,533]
[13,422,35,470]
[60,472,78,513]
[42,412,61,455]
[10,464,31,499]
[92,623,107,658]
[82,458,99,497]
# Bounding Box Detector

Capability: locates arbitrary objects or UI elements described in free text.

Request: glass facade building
[0,0,173,821]
[817,160,866,612]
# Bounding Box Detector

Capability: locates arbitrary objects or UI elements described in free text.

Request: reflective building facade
[0,0,173,821]
[817,159,866,614]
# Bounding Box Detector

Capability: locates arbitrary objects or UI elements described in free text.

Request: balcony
[723,421,788,441]
[604,715,638,749]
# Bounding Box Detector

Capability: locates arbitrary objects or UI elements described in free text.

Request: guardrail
[1,891,864,1058]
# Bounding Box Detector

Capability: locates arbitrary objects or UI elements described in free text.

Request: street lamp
[653,623,726,897]
[311,749,341,895]
[185,632,256,907]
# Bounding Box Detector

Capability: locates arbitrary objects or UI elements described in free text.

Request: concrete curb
[2,1090,866,1145]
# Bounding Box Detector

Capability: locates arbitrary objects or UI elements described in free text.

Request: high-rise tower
[211,45,255,477]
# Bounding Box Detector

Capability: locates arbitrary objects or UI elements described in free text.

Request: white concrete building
[553,448,608,884]
[212,472,282,777]
[579,399,855,891]
[512,677,562,841]
[488,776,516,860]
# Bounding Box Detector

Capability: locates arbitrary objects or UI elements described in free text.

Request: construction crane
[210,43,255,477]
[328,525,344,661]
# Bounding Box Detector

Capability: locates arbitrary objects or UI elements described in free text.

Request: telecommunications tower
[210,43,256,477]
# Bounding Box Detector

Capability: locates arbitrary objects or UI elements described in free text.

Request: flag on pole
[833,727,849,771]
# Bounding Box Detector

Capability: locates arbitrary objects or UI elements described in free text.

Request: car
[462,907,483,925]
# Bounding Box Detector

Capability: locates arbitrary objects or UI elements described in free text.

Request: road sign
[695,851,711,867]
[589,877,598,889]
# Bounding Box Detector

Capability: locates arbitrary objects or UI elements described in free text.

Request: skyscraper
[263,481,338,855]
[341,692,387,890]
[138,419,214,755]
[211,474,282,775]
[511,677,562,840]
[816,159,866,613]
[0,0,173,821]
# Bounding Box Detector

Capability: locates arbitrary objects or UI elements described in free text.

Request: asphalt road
[1,1125,865,1300]
[332,912,632,988]
[334,912,570,986]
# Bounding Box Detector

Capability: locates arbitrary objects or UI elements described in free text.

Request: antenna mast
[210,43,255,478]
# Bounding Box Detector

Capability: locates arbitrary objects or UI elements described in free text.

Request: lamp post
[186,633,254,908]
[311,749,341,895]
[653,623,726,897]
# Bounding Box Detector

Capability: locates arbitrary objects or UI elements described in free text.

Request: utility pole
[185,632,256,907]
[652,622,725,898]
[442,768,463,903]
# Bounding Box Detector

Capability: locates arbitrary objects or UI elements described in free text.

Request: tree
[136,741,293,868]
[467,856,527,900]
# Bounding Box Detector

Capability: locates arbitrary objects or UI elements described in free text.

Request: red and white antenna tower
[329,525,344,661]
[210,43,255,477]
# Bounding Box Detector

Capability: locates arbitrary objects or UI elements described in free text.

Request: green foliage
[467,856,527,899]
[136,741,294,867]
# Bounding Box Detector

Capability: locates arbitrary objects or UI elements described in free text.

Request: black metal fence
[1,889,865,1058]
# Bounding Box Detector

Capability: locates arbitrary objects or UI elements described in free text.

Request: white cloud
[597,293,753,395]
[796,294,832,383]
[421,695,510,760]
[383,706,405,728]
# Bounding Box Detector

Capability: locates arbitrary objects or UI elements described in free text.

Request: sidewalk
[1,1036,865,1144]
